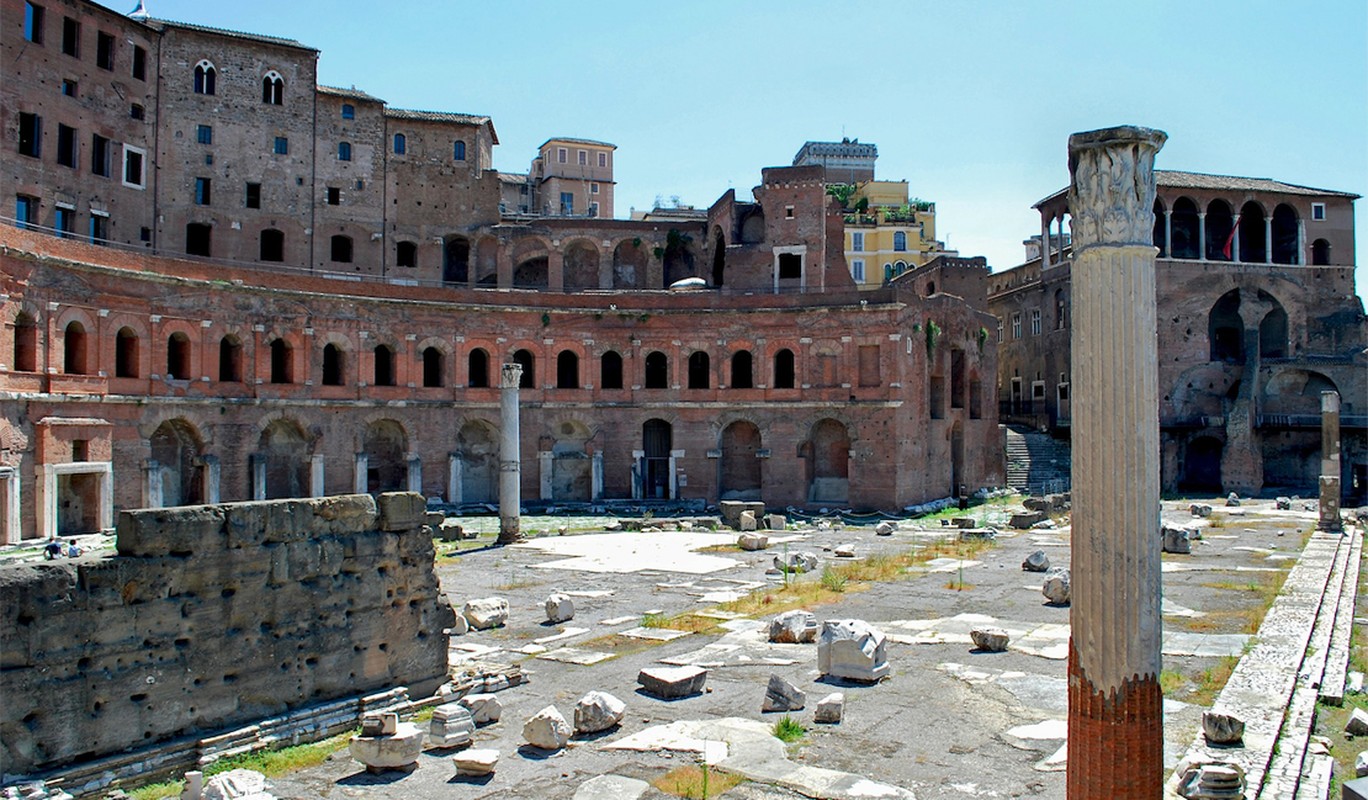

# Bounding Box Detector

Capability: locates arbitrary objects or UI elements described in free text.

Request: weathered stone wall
[0,492,454,776]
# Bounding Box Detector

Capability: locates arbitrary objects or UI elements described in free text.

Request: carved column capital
[1067,126,1167,251]
[499,362,523,389]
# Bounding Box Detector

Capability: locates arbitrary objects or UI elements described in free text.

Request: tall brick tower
[1065,125,1167,798]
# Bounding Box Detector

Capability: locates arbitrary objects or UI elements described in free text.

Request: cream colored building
[843,181,949,289]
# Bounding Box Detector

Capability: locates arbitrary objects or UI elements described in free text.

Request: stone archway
[563,240,600,291]
[363,419,408,493]
[258,419,309,499]
[150,419,204,506]
[808,418,849,503]
[720,420,762,501]
[1180,436,1224,493]
[457,420,498,504]
[549,419,593,502]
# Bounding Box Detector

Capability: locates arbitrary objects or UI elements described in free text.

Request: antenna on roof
[128,0,150,19]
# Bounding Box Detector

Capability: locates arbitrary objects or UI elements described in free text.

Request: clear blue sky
[140,0,1367,302]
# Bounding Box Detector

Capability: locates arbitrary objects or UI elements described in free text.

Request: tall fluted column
[1066,125,1167,799]
[497,363,523,545]
[1319,390,1342,533]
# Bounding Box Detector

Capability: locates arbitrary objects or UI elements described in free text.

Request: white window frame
[1030,308,1042,336]
[1011,312,1022,340]
[1311,202,1326,221]
[851,231,864,252]
[590,182,600,194]
[578,149,587,165]
[598,151,607,168]
[1032,380,1046,400]
[557,147,567,163]
[122,143,147,189]
[996,317,1004,343]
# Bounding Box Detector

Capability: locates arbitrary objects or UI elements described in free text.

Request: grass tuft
[772,714,806,743]
[819,565,847,593]
[652,764,745,799]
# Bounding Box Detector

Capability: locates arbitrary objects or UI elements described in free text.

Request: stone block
[1175,762,1245,799]
[952,517,976,529]
[769,610,819,643]
[1275,497,1292,510]
[453,748,498,777]
[202,769,267,800]
[459,693,502,724]
[739,511,758,532]
[1225,493,1241,507]
[1357,751,1368,778]
[1010,511,1047,529]
[1042,568,1071,606]
[573,690,626,734]
[350,721,424,771]
[1022,550,1051,572]
[377,492,427,531]
[311,494,378,534]
[544,592,575,624]
[1201,711,1244,745]
[428,703,475,749]
[1347,707,1368,736]
[1023,497,1050,512]
[970,627,1009,652]
[463,597,509,630]
[833,542,856,558]
[719,501,766,529]
[761,674,806,712]
[774,551,818,574]
[522,705,571,750]
[817,619,889,683]
[117,505,226,557]
[437,520,465,542]
[737,532,769,551]
[450,613,469,636]
[765,514,787,531]
[814,692,844,724]
[1190,504,1213,518]
[637,665,707,699]
[1163,525,1193,555]
[874,521,895,536]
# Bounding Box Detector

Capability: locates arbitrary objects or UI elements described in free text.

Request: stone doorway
[720,421,762,501]
[642,419,672,500]
[807,418,849,503]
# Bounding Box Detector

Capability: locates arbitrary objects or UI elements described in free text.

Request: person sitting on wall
[43,538,63,560]
[66,539,83,558]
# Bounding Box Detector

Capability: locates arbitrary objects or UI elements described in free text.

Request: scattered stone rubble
[1175,762,1246,799]
[1191,503,1213,517]
[452,749,498,777]
[1226,493,1242,507]
[1022,550,1051,572]
[1201,711,1244,745]
[637,666,708,699]
[462,598,509,630]
[814,692,845,724]
[573,691,626,735]
[201,769,274,800]
[970,627,1009,653]
[769,610,819,643]
[349,713,423,773]
[738,532,769,551]
[544,593,575,624]
[874,521,895,536]
[1042,568,1072,605]
[817,619,889,682]
[1346,708,1368,735]
[459,693,503,724]
[761,674,806,712]
[1010,511,1047,529]
[1163,524,1194,555]
[774,551,819,574]
[522,706,572,750]
[427,703,475,749]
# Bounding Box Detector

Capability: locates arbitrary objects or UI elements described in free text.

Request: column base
[1067,641,1163,799]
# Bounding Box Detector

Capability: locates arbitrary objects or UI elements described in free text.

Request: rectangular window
[132,45,146,80]
[61,16,78,57]
[196,124,212,145]
[588,202,599,218]
[598,151,607,168]
[96,31,114,70]
[326,187,340,205]
[1312,202,1326,221]
[56,123,76,168]
[1011,312,1022,340]
[89,212,108,244]
[24,2,44,43]
[1032,381,1046,401]
[130,103,145,120]
[204,153,213,165]
[560,191,574,215]
[858,345,881,387]
[54,205,74,237]
[61,79,77,97]
[557,147,567,163]
[578,149,587,165]
[16,195,39,228]
[851,231,864,252]
[355,179,364,191]
[590,182,600,194]
[996,317,1004,343]
[18,113,41,157]
[341,103,354,119]
[338,141,351,161]
[194,177,211,206]
[778,252,802,280]
[91,133,109,176]
[122,145,145,188]
[1030,308,1041,336]
[851,259,865,282]
[453,140,466,160]
[245,182,261,209]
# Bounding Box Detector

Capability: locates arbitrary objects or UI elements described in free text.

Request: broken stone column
[1066,125,1167,799]
[1320,390,1342,533]
[497,363,522,545]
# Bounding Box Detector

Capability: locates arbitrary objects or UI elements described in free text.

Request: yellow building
[841,180,948,289]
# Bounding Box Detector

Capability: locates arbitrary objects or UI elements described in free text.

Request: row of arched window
[12,313,807,391]
[1153,197,1330,265]
[193,61,283,105]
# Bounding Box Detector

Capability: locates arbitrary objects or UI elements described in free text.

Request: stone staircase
[1003,425,1072,495]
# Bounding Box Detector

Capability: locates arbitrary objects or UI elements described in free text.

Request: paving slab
[572,774,651,800]
[515,530,742,574]
[534,648,615,666]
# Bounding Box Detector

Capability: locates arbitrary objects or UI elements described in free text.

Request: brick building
[988,171,1366,501]
[0,1,1002,542]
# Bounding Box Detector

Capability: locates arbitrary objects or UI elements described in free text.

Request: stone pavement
[255,498,1347,800]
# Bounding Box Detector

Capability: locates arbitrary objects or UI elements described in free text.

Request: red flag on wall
[1222,215,1241,259]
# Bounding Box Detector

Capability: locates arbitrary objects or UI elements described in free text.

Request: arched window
[393,133,406,155]
[322,343,344,386]
[644,351,668,389]
[269,338,292,383]
[218,335,242,382]
[1152,199,1167,256]
[1170,197,1200,259]
[13,313,38,372]
[1270,204,1298,264]
[330,235,353,263]
[513,349,535,388]
[1312,238,1331,266]
[337,141,352,161]
[63,321,87,374]
[261,71,283,105]
[193,60,216,95]
[396,241,417,268]
[1205,200,1234,261]
[773,348,795,389]
[167,332,191,379]
[893,231,907,252]
[600,350,623,389]
[373,345,395,386]
[556,350,579,389]
[687,351,710,389]
[259,228,284,262]
[115,326,139,377]
[1209,291,1244,363]
[730,350,754,389]
[422,347,444,388]
[925,281,936,297]
[443,236,470,284]
[453,140,466,161]
[467,348,489,388]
